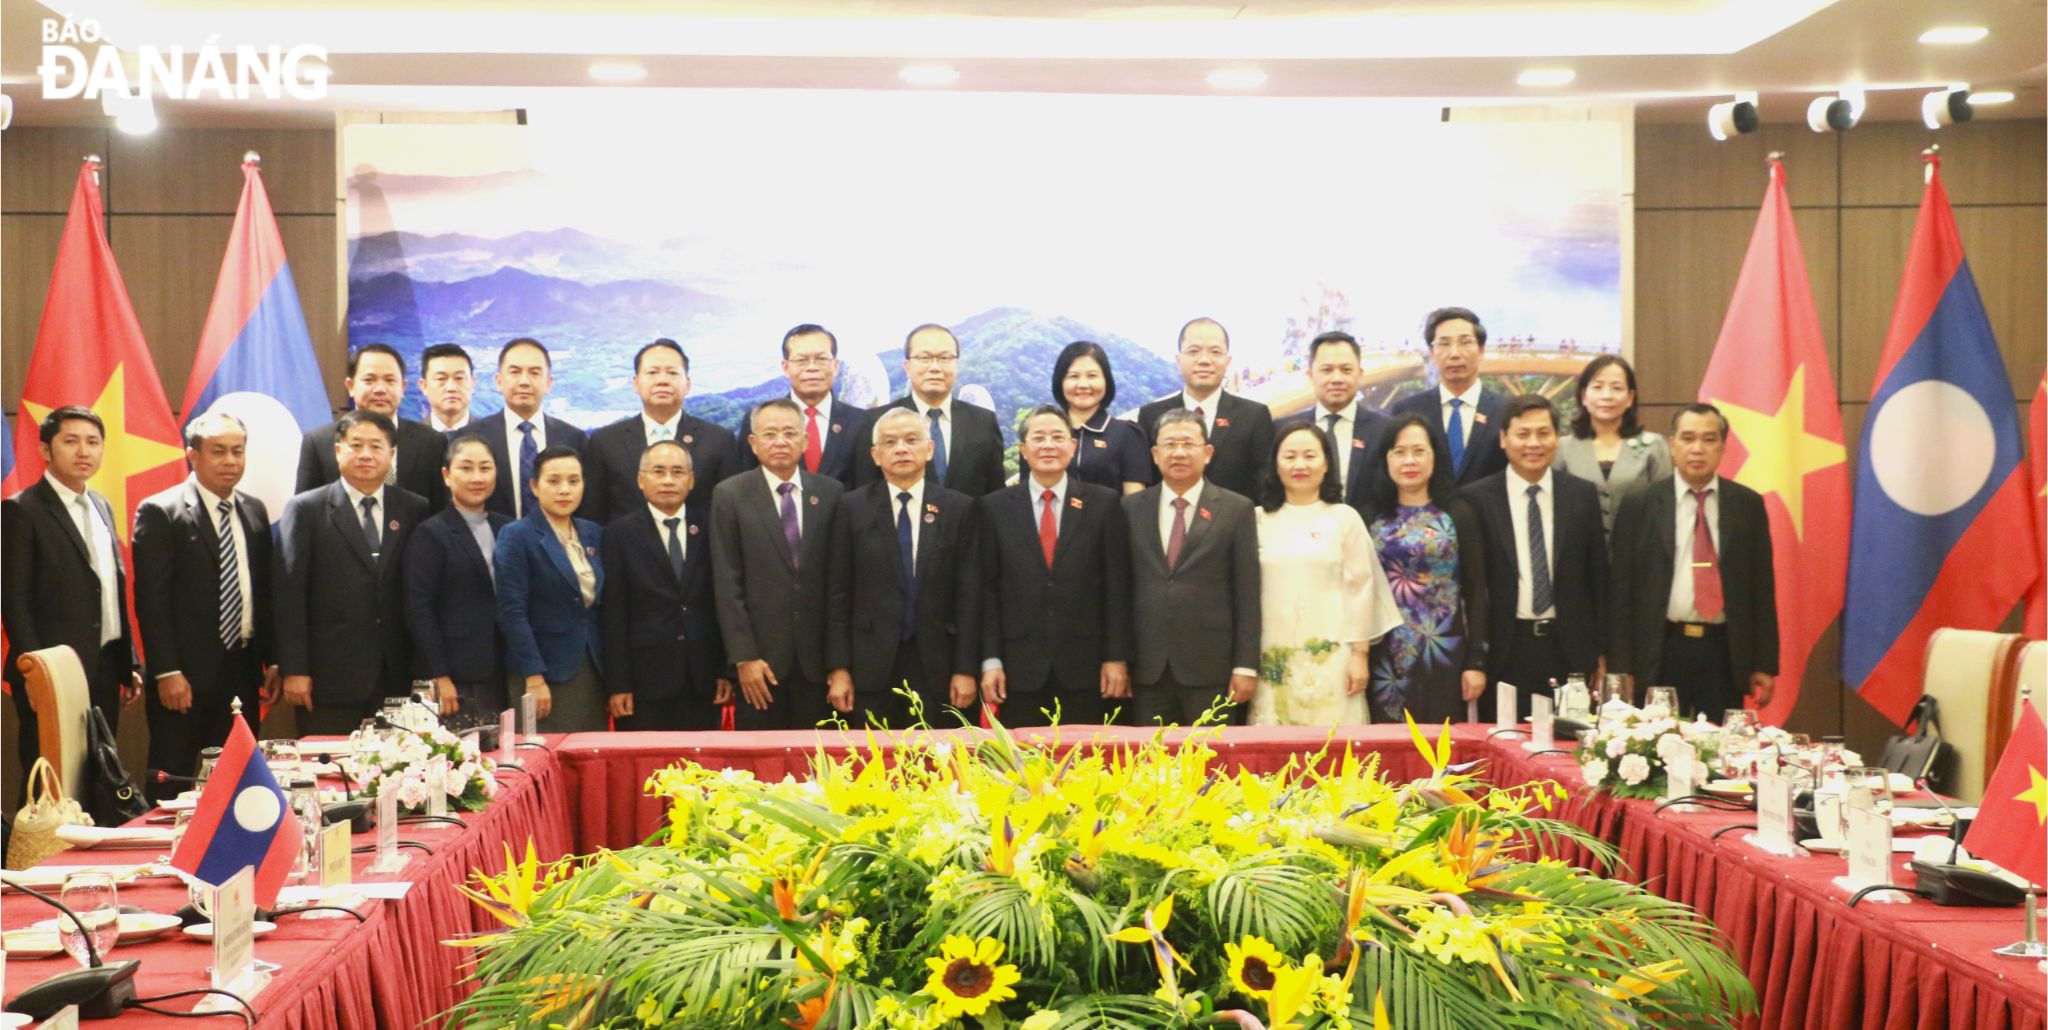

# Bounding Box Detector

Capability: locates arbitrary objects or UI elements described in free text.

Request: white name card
[427,758,449,818]
[1746,769,1802,856]
[520,692,540,742]
[1663,745,1697,805]
[35,1004,78,1030]
[498,708,516,765]
[211,867,255,991]
[1495,683,1518,731]
[368,790,406,874]
[1842,795,1898,895]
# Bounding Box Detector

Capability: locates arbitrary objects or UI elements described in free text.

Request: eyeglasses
[786,356,836,369]
[1155,441,1205,454]
[908,354,959,368]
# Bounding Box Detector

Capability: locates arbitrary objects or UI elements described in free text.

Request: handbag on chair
[6,757,90,869]
[1879,695,1955,795]
[81,706,149,828]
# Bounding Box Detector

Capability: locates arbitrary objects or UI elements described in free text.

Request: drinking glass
[193,747,222,792]
[1845,766,1894,818]
[260,738,301,779]
[1645,687,1679,719]
[58,870,119,967]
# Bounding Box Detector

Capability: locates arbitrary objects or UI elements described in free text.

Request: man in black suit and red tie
[2,406,143,781]
[854,324,1007,499]
[133,411,275,798]
[582,339,741,523]
[738,324,869,489]
[1136,317,1275,499]
[828,408,980,727]
[978,406,1132,727]
[601,440,729,730]
[1390,307,1509,487]
[468,338,588,522]
[1275,331,1391,520]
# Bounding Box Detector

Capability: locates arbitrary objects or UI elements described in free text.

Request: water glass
[260,738,302,778]
[58,870,119,967]
[1645,687,1679,719]
[1845,766,1894,817]
[194,747,222,792]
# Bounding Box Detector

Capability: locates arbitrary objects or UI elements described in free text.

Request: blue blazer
[494,514,604,684]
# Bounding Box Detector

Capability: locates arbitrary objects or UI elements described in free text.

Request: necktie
[777,481,801,569]
[217,500,242,648]
[897,491,917,640]
[1167,497,1189,571]
[74,496,96,570]
[517,420,538,518]
[926,408,948,484]
[361,496,381,559]
[663,516,684,584]
[1193,406,1207,435]
[1324,411,1345,484]
[1038,489,1057,569]
[1526,483,1553,614]
[651,423,674,443]
[803,406,823,474]
[1446,398,1467,474]
[1691,488,1725,620]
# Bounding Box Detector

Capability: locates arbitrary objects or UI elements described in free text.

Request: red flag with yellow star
[1696,160,1850,727]
[7,158,187,562]
[2027,374,2045,639]
[1962,701,2047,885]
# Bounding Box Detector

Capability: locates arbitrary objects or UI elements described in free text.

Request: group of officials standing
[2,307,1781,798]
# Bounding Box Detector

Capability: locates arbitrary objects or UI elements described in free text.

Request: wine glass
[58,870,119,967]
[1645,687,1679,719]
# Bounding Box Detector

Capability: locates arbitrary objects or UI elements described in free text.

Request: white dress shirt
[884,477,927,562]
[1180,391,1220,438]
[762,466,803,541]
[1667,476,1725,624]
[911,397,955,468]
[46,475,121,646]
[1315,403,1356,484]
[793,392,834,427]
[642,411,683,444]
[430,413,472,433]
[503,411,548,518]
[1505,467,1557,620]
[983,474,1069,674]
[1156,479,1253,680]
[1438,382,1484,451]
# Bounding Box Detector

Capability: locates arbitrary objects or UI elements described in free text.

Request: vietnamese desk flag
[181,157,330,516]
[1960,701,2047,886]
[169,713,297,908]
[1844,154,2038,724]
[8,158,187,549]
[2027,373,2046,640]
[1696,160,1849,728]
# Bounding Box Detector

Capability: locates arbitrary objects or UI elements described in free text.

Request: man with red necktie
[738,324,869,489]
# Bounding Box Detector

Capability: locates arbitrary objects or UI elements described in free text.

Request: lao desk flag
[1960,702,2047,886]
[1843,154,2037,724]
[181,157,330,515]
[170,713,297,908]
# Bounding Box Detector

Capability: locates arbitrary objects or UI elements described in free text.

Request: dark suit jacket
[404,507,509,685]
[275,481,429,705]
[1390,386,1509,486]
[1275,401,1393,517]
[853,397,1007,498]
[601,505,722,704]
[978,480,1132,693]
[296,416,450,512]
[1461,469,1607,680]
[583,412,740,525]
[464,411,589,520]
[1,479,136,694]
[1122,482,1261,686]
[1607,476,1779,692]
[709,469,842,684]
[737,397,871,489]
[494,515,604,684]
[1136,391,1276,499]
[827,481,979,696]
[132,482,272,691]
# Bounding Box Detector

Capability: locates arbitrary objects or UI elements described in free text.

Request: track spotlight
[1921,87,1973,129]
[1706,97,1759,141]
[1807,88,1864,132]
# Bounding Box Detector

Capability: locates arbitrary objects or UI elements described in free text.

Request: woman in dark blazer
[494,446,607,732]
[1054,341,1151,494]
[406,434,511,719]
[1358,413,1489,724]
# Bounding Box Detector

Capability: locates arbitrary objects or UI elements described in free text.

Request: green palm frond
[1041,993,1181,1030]
[1204,852,1343,954]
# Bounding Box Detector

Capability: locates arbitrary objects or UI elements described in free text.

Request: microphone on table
[0,878,141,1019]
[1915,777,1969,865]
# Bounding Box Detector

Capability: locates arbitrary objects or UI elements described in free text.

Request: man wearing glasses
[1391,306,1509,486]
[854,323,1006,498]
[740,324,869,489]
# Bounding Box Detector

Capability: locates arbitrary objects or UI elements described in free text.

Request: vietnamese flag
[2027,374,2046,640]
[1696,159,1850,727]
[1961,701,2047,886]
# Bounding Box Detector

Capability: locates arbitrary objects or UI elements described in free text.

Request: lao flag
[1843,155,2038,724]
[169,713,298,909]
[181,158,331,515]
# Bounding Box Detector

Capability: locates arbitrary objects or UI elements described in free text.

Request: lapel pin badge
[688,523,700,535]
[1093,439,1107,448]
[1215,417,1231,428]
[809,495,820,506]
[1199,507,1213,521]
[830,424,842,434]
[926,503,939,514]
[585,545,596,557]
[923,513,936,524]
[1474,412,1488,425]
[388,519,400,532]
[1352,438,1365,449]
[1069,497,1083,510]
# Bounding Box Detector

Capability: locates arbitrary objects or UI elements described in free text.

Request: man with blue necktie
[1391,307,1508,486]
[853,324,1006,499]
[468,338,587,522]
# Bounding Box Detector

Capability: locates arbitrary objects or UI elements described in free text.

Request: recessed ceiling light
[1516,68,1576,87]
[1970,90,2015,105]
[588,61,646,82]
[1918,26,1988,45]
[1206,69,1268,89]
[899,65,959,86]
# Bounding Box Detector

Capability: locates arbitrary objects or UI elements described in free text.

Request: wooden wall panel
[107,129,335,215]
[1839,120,2047,207]
[1636,122,1839,210]
[116,214,234,405]
[2,128,113,212]
[2,215,65,406]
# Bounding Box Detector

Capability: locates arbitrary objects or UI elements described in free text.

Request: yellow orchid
[1405,711,1456,781]
[455,838,563,930]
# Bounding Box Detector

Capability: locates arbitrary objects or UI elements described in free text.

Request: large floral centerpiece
[343,725,498,812]
[1576,711,1722,800]
[448,719,1752,1028]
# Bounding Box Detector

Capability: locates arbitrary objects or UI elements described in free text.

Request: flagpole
[1991,682,2047,958]
[1922,144,1939,185]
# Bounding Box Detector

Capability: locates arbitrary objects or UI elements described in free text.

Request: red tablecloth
[1,739,567,1029]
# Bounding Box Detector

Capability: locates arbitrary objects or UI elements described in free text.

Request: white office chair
[19,644,92,802]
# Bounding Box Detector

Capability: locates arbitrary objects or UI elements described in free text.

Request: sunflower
[922,935,1022,1018]
[1225,935,1288,999]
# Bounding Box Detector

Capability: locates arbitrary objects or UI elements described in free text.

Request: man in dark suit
[405,433,511,720]
[419,342,477,434]
[1609,405,1778,719]
[276,410,431,736]
[296,342,450,511]
[1462,393,1606,718]
[583,339,740,524]
[1274,331,1391,520]
[601,440,728,731]
[827,408,980,727]
[2,407,142,780]
[1136,317,1275,498]
[133,411,274,799]
[854,324,1006,498]
[979,406,1132,727]
[467,338,588,521]
[737,324,869,489]
[1124,409,1261,725]
[710,400,843,730]
[1390,307,1508,486]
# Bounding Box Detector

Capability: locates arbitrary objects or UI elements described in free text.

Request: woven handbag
[6,757,90,869]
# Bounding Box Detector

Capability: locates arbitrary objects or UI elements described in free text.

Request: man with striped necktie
[134,411,277,800]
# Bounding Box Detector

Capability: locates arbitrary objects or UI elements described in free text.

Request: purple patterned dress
[1367,504,1470,723]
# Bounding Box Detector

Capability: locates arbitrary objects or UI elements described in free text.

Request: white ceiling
[2,0,2041,127]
